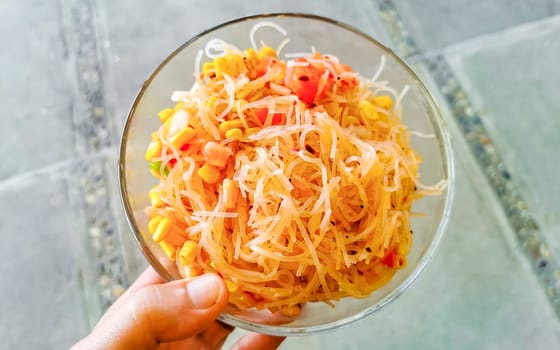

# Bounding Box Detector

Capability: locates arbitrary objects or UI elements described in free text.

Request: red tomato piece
[256,108,283,125]
[381,250,397,268]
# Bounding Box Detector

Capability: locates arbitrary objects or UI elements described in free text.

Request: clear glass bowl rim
[118,12,455,336]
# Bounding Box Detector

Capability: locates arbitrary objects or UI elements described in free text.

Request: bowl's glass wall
[120,14,452,335]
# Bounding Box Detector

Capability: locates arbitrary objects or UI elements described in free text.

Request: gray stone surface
[445,16,560,257]
[1,0,560,348]
[0,172,88,349]
[392,0,557,52]
[0,1,76,178]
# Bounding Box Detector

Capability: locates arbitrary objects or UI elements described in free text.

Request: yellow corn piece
[358,101,378,121]
[219,119,243,134]
[158,108,174,122]
[163,116,173,131]
[145,140,162,161]
[150,169,161,178]
[225,128,243,139]
[342,115,360,128]
[281,304,302,317]
[323,102,340,118]
[170,127,196,149]
[179,241,198,264]
[149,186,164,208]
[373,95,393,109]
[151,132,159,140]
[174,102,184,111]
[246,127,260,135]
[197,163,220,184]
[202,61,214,75]
[214,54,246,78]
[347,116,360,125]
[152,217,172,242]
[244,48,259,65]
[225,279,238,293]
[159,241,176,261]
[235,88,252,100]
[182,266,199,279]
[258,46,277,59]
[206,95,217,108]
[148,216,163,234]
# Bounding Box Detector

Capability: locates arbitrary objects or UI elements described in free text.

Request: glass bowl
[119,13,454,336]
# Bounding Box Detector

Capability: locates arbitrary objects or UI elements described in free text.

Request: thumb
[130,273,229,343]
[82,274,229,349]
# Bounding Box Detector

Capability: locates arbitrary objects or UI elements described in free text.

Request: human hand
[72,267,284,349]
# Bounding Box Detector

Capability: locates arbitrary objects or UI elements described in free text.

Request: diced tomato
[179,143,190,151]
[381,250,397,268]
[256,108,283,125]
[256,56,278,77]
[168,158,177,168]
[284,62,323,106]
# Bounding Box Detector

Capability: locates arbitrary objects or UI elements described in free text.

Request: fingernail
[186,274,220,309]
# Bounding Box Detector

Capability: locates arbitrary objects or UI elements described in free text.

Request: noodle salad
[144,25,445,317]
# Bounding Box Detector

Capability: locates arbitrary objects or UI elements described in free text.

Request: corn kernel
[246,127,261,135]
[358,101,378,121]
[153,217,172,242]
[218,119,243,134]
[244,48,258,61]
[197,163,220,184]
[281,304,302,317]
[149,186,164,208]
[347,116,360,125]
[235,88,252,100]
[148,216,163,234]
[179,241,197,265]
[145,140,162,161]
[151,132,159,140]
[150,169,161,178]
[225,279,238,293]
[373,95,393,109]
[258,46,277,59]
[214,54,246,78]
[158,108,174,122]
[170,127,196,149]
[159,241,176,261]
[202,61,214,75]
[163,116,173,131]
[182,266,198,279]
[244,48,258,64]
[174,102,184,111]
[205,96,217,108]
[209,261,217,270]
[225,128,243,139]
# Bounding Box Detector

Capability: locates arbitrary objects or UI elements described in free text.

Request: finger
[231,333,285,350]
[197,321,235,349]
[132,274,229,344]
[95,267,165,326]
[85,274,229,349]
[128,267,166,292]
